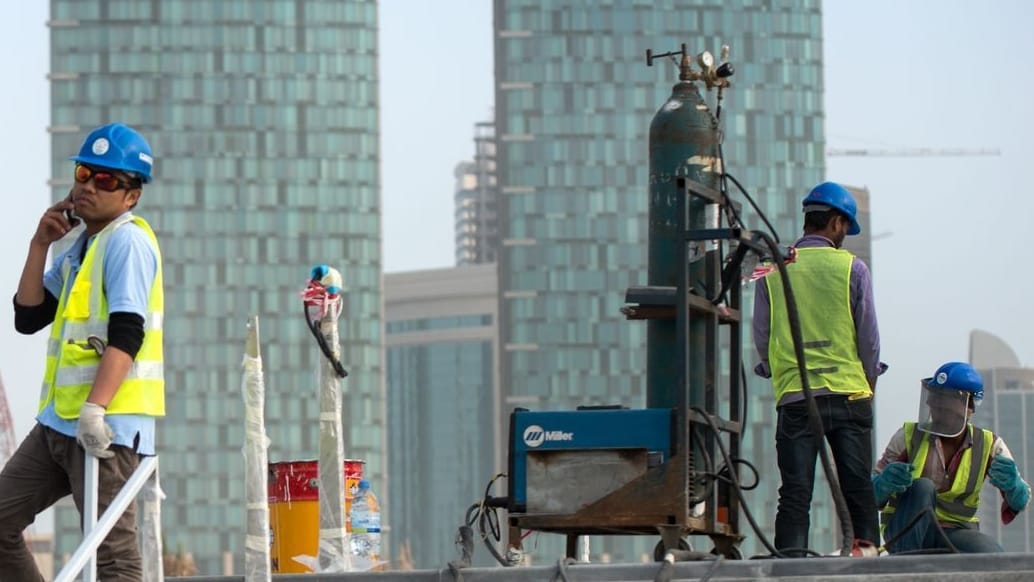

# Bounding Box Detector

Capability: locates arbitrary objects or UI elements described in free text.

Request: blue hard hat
[801,182,860,235]
[70,123,154,183]
[924,361,984,402]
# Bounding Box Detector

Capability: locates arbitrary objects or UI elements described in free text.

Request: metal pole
[675,178,690,520]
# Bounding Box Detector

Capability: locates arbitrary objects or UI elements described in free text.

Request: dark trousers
[774,395,878,553]
[0,423,142,582]
[885,478,1003,554]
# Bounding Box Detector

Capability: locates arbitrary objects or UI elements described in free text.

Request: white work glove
[77,402,115,459]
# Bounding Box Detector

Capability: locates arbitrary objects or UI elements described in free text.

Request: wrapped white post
[139,461,165,582]
[302,265,352,572]
[242,316,272,580]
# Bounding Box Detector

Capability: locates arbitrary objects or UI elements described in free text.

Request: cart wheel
[711,544,743,560]
[653,538,691,561]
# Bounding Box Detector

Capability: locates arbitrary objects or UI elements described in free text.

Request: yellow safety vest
[881,422,993,530]
[765,246,870,402]
[39,213,165,418]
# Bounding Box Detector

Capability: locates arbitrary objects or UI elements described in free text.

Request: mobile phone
[65,191,80,227]
[65,207,81,228]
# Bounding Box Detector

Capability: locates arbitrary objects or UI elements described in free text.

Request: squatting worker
[874,362,1030,553]
[0,123,163,581]
[753,181,886,554]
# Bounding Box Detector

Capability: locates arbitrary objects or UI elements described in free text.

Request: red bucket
[267,459,365,573]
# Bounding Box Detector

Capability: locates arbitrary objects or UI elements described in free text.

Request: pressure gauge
[697,51,714,70]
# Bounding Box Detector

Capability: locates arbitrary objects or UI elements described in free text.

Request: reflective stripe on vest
[881,422,992,529]
[38,213,165,418]
[765,246,870,402]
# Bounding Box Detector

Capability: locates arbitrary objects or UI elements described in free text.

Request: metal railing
[54,454,163,582]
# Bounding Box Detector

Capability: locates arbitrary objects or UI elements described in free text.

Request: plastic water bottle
[350,479,381,562]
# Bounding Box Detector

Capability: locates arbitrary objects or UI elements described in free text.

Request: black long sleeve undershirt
[13,292,57,334]
[13,293,146,358]
[107,312,145,358]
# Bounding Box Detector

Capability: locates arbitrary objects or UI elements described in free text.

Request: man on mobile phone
[0,123,164,581]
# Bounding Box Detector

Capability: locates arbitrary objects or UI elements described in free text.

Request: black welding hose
[726,172,780,243]
[302,302,349,378]
[690,405,785,558]
[880,507,959,555]
[463,474,514,568]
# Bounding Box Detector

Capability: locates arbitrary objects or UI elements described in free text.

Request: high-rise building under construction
[455,121,499,266]
[48,1,382,573]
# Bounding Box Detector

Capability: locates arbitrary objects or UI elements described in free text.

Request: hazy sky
[0,0,1032,492]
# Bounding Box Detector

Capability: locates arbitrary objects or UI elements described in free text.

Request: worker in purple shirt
[753,181,886,555]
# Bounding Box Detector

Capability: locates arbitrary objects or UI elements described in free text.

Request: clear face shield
[917,379,972,437]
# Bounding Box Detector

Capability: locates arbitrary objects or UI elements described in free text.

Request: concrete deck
[175,552,1034,581]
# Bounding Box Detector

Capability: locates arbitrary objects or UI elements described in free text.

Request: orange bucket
[268,459,365,573]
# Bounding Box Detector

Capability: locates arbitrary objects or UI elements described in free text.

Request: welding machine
[508,407,674,515]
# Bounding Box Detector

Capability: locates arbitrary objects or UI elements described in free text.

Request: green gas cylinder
[647,59,721,410]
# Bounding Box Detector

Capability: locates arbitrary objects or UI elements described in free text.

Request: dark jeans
[0,423,142,582]
[774,395,878,553]
[885,478,1003,554]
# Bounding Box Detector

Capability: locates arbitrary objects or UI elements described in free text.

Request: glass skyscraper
[493,0,825,559]
[384,265,501,568]
[48,1,382,574]
[971,330,1034,552]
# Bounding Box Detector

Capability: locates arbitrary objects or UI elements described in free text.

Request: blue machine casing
[508,408,674,512]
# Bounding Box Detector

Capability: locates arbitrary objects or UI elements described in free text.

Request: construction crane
[0,371,37,555]
[827,147,1001,157]
[0,372,16,470]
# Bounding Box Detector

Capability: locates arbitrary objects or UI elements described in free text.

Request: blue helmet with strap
[925,361,984,404]
[918,361,983,436]
[801,181,860,235]
[70,123,154,183]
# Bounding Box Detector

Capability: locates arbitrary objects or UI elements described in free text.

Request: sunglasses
[74,163,138,192]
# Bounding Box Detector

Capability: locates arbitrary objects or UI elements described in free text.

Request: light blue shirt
[37,212,159,455]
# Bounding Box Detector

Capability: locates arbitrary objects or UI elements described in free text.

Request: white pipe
[55,456,158,582]
[82,453,99,582]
